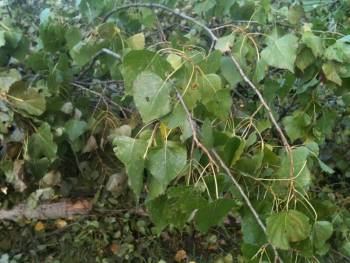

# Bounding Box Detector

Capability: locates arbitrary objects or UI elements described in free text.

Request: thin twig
[77,48,121,79]
[71,82,129,117]
[102,3,218,44]
[227,54,294,179]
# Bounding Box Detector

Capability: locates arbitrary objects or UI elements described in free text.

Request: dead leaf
[175,249,187,262]
[110,243,120,254]
[55,219,67,229]
[35,221,45,231]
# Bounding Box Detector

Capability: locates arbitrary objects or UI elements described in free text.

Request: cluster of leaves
[1,0,350,262]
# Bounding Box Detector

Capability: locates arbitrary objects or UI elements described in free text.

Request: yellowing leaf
[167,54,182,70]
[322,63,342,86]
[35,221,45,232]
[174,249,187,262]
[127,33,145,50]
[55,219,67,229]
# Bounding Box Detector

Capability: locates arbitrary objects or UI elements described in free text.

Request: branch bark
[0,199,92,221]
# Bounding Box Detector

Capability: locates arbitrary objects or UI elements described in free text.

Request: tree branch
[102,3,218,44]
[0,199,92,221]
[77,48,121,79]
[174,88,282,262]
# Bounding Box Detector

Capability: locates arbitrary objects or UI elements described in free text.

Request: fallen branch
[0,199,92,221]
[102,4,284,261]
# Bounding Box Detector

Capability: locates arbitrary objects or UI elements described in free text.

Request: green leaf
[201,119,214,149]
[261,34,298,72]
[9,83,46,116]
[133,71,171,123]
[221,56,242,87]
[301,31,323,57]
[267,210,311,250]
[0,69,21,92]
[322,63,342,86]
[147,186,205,233]
[205,89,232,119]
[277,146,311,191]
[283,111,311,142]
[296,48,315,71]
[70,40,105,67]
[127,33,145,50]
[223,136,246,166]
[288,5,304,25]
[215,34,235,53]
[198,73,222,103]
[325,40,350,63]
[64,120,87,141]
[122,50,171,94]
[39,21,66,52]
[195,199,235,232]
[28,123,57,161]
[312,221,333,250]
[197,50,221,74]
[147,141,187,194]
[65,27,82,50]
[113,136,148,198]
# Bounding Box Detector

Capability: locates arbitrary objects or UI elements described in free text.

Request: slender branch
[174,88,282,262]
[228,54,294,178]
[71,82,130,117]
[77,48,121,79]
[102,3,218,43]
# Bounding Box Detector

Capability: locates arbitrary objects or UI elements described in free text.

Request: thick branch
[0,199,92,221]
[102,3,218,43]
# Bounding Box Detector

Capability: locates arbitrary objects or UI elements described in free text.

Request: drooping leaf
[0,69,21,92]
[195,199,235,232]
[122,50,171,94]
[133,71,171,123]
[147,141,187,195]
[113,136,148,198]
[8,83,46,116]
[267,210,311,250]
[39,20,66,52]
[261,34,299,72]
[277,146,311,191]
[283,111,311,142]
[197,73,222,103]
[127,33,145,50]
[220,56,242,87]
[147,186,205,233]
[215,34,235,53]
[28,123,57,161]
[325,40,350,63]
[312,221,333,250]
[70,40,105,67]
[301,31,323,57]
[322,63,342,86]
[64,120,87,141]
